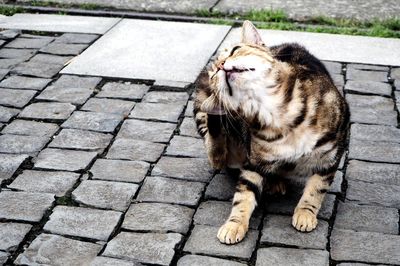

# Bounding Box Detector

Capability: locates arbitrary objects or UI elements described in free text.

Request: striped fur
[194,21,349,244]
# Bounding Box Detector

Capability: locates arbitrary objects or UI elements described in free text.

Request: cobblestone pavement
[0,17,399,266]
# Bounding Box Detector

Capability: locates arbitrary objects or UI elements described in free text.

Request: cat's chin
[201,95,227,115]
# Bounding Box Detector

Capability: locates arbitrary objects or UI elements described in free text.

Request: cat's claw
[292,208,318,232]
[217,221,247,244]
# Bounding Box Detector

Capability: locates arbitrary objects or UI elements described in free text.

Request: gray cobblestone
[185,101,194,117]
[346,160,400,186]
[152,156,212,182]
[0,29,20,40]
[0,191,54,222]
[0,88,36,108]
[137,176,204,207]
[129,102,184,123]
[349,108,398,126]
[37,86,94,105]
[261,214,328,249]
[347,64,388,72]
[97,82,149,100]
[49,129,113,153]
[153,79,191,89]
[55,33,99,44]
[40,43,87,55]
[62,111,123,133]
[0,134,49,155]
[72,180,139,211]
[8,170,79,197]
[90,257,140,266]
[30,53,73,65]
[323,61,342,75]
[330,171,343,193]
[0,154,28,183]
[81,98,135,116]
[0,251,7,265]
[256,247,329,266]
[331,229,400,264]
[349,139,400,163]
[183,225,258,259]
[2,120,58,137]
[350,123,400,143]
[0,69,9,80]
[346,69,388,82]
[0,223,32,252]
[5,37,53,49]
[179,117,199,138]
[335,201,399,234]
[15,233,102,266]
[53,75,101,89]
[0,105,19,123]
[122,202,194,234]
[346,180,400,208]
[0,75,51,91]
[11,61,64,78]
[166,135,206,157]
[346,94,394,111]
[90,159,149,183]
[205,173,236,200]
[178,255,246,266]
[117,119,176,143]
[331,74,344,87]
[44,206,121,241]
[19,102,75,121]
[107,138,165,162]
[345,80,392,96]
[143,91,189,104]
[0,48,36,60]
[34,148,97,171]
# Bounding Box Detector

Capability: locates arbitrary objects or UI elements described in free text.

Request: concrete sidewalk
[0,13,399,266]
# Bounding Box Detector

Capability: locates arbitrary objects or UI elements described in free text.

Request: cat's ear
[241,20,265,46]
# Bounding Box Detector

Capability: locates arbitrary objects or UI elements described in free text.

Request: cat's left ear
[241,20,265,46]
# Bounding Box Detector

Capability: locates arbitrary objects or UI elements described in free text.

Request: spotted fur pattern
[194,21,349,244]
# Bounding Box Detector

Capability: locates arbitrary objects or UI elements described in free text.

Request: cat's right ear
[241,20,265,46]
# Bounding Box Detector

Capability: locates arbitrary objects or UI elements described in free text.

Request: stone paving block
[5,37,53,49]
[331,229,400,264]
[0,48,36,60]
[0,88,36,108]
[345,80,392,96]
[331,74,344,87]
[329,171,343,193]
[37,86,93,105]
[166,135,206,157]
[346,68,388,82]
[103,232,182,265]
[323,61,342,75]
[256,247,329,266]
[0,75,51,91]
[153,79,191,89]
[49,129,112,153]
[129,102,184,122]
[55,33,99,44]
[44,206,121,241]
[0,223,32,252]
[0,58,26,69]
[392,67,400,80]
[346,94,394,110]
[35,148,97,172]
[90,257,139,266]
[335,201,398,234]
[96,82,149,100]
[346,180,400,208]
[137,176,204,207]
[0,191,54,222]
[40,42,87,55]
[53,75,101,89]
[349,139,400,163]
[72,180,139,211]
[107,138,164,162]
[0,134,49,155]
[194,200,262,230]
[0,105,19,123]
[90,159,149,183]
[0,69,9,80]
[3,120,59,137]
[0,251,7,265]
[117,119,175,143]
[15,233,102,266]
[0,154,28,183]
[346,160,400,186]
[62,19,230,83]
[0,29,20,40]
[347,64,388,72]
[62,111,123,133]
[184,225,258,259]
[122,202,194,234]
[19,102,75,121]
[143,91,189,104]
[261,214,328,249]
[8,170,79,197]
[81,98,135,116]
[185,101,194,117]
[0,14,120,34]
[30,53,73,65]
[349,108,397,126]
[11,61,64,78]
[205,173,236,200]
[179,117,199,138]
[350,123,400,143]
[152,156,212,182]
[178,255,246,266]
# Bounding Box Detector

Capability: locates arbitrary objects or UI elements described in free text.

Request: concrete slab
[0,14,120,34]
[62,19,230,82]
[220,28,400,66]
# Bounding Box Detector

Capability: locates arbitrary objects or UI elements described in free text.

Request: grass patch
[29,0,101,10]
[0,5,25,16]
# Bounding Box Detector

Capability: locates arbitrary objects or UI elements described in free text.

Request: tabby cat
[194,21,349,244]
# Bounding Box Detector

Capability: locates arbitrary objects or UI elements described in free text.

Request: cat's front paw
[292,208,318,232]
[217,221,248,244]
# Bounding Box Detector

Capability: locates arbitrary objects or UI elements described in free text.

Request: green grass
[0,6,25,16]
[29,0,101,10]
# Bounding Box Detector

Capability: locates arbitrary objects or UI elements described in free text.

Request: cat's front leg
[217,170,263,244]
[292,173,334,232]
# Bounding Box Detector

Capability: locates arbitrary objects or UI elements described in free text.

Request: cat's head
[203,21,282,123]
